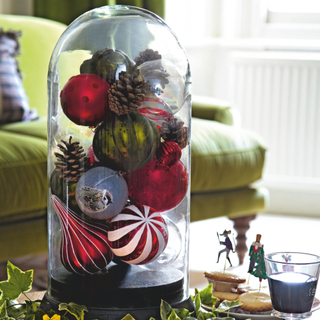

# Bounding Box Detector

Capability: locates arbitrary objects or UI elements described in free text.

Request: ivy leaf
[25,300,40,313]
[0,261,33,304]
[0,316,15,320]
[167,309,180,320]
[193,294,201,317]
[58,302,88,320]
[160,300,175,320]
[25,314,35,320]
[34,309,46,320]
[197,284,218,307]
[198,309,217,320]
[21,300,45,320]
[173,308,193,320]
[191,288,199,302]
[0,300,7,318]
[121,315,135,320]
[215,299,242,313]
[6,301,27,319]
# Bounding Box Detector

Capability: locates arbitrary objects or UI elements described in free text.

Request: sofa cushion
[0,216,47,261]
[0,14,66,118]
[0,116,47,140]
[0,130,47,221]
[192,95,240,126]
[191,117,267,193]
[191,186,269,221]
[0,29,38,124]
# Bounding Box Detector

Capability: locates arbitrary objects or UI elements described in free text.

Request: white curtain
[165,0,266,42]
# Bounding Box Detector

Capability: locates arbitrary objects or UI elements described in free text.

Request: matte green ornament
[80,48,135,85]
[93,112,160,172]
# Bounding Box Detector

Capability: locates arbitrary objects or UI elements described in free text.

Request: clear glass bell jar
[47,5,192,319]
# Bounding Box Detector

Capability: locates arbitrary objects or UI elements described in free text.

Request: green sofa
[0,14,268,265]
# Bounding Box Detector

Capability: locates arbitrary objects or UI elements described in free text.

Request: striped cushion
[0,29,38,124]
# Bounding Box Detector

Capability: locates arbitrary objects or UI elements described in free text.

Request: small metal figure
[217,230,234,267]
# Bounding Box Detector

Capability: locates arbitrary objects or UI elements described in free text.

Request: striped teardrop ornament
[51,195,113,275]
[107,204,168,265]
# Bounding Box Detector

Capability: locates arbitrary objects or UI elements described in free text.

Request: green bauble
[80,48,135,85]
[50,171,80,213]
[93,112,160,172]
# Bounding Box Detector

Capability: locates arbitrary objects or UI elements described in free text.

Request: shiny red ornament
[86,145,100,166]
[156,141,182,167]
[125,158,188,212]
[60,74,110,126]
[51,195,113,275]
[107,204,168,264]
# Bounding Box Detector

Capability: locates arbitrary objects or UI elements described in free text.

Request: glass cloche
[47,5,192,319]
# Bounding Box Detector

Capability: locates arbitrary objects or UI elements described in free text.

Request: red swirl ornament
[107,204,168,265]
[156,141,182,167]
[137,98,173,129]
[51,195,113,275]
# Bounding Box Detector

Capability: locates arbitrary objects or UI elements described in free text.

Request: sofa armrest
[192,95,241,126]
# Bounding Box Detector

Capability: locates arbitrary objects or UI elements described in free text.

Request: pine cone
[160,118,189,149]
[134,49,162,67]
[108,73,149,115]
[54,136,87,182]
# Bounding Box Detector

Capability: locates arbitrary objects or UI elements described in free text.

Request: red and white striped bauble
[107,204,168,265]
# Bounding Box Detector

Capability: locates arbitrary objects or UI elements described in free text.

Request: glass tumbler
[265,252,320,319]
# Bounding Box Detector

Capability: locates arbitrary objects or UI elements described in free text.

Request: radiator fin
[229,52,320,179]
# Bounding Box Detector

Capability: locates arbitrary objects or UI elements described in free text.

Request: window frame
[261,0,320,39]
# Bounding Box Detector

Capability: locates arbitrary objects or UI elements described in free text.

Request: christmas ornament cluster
[50,47,189,275]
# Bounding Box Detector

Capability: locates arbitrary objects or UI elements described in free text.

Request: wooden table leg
[229,214,256,265]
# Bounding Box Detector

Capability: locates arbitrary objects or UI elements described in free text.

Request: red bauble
[107,204,168,265]
[156,141,182,167]
[125,158,188,212]
[86,145,100,166]
[51,195,113,275]
[60,74,110,126]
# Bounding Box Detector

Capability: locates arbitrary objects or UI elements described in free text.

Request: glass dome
[47,5,192,319]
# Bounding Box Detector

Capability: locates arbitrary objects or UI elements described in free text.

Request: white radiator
[228,51,320,215]
[228,51,320,180]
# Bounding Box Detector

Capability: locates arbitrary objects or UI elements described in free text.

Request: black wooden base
[44,292,195,320]
[49,263,186,308]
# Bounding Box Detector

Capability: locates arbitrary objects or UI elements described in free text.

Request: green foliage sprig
[0,261,87,320]
[0,262,243,320]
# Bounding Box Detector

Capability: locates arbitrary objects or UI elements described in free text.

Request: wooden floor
[0,252,48,291]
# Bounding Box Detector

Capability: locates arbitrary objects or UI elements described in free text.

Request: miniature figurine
[217,230,235,267]
[248,234,267,282]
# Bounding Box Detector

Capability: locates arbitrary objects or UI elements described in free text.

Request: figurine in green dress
[248,234,267,281]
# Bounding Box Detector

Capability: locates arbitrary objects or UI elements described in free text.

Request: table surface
[16,290,320,319]
[17,290,46,303]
